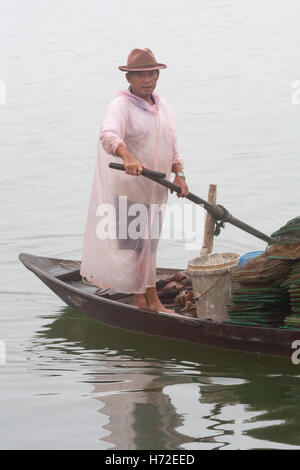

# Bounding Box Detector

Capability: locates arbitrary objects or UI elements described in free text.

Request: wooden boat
[19,252,300,358]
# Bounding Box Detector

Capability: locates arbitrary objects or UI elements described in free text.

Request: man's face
[126,70,159,98]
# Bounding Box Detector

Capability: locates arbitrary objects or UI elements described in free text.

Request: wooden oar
[109,162,166,179]
[109,162,271,243]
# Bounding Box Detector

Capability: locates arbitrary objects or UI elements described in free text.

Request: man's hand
[171,175,189,198]
[123,154,146,176]
[116,145,148,176]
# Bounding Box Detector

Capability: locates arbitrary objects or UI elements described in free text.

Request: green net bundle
[231,254,292,286]
[280,260,300,329]
[269,216,300,245]
[267,216,300,259]
[227,217,300,328]
[227,287,289,327]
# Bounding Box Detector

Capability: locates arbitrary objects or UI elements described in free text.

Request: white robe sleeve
[161,98,184,169]
[171,127,184,170]
[99,99,127,156]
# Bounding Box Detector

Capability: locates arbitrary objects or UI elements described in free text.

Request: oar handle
[145,174,271,243]
[109,162,166,179]
[109,161,272,244]
[110,161,221,211]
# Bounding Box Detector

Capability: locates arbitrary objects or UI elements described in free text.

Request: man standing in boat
[80,48,189,313]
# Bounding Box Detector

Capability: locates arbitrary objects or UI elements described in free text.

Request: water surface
[1,0,300,449]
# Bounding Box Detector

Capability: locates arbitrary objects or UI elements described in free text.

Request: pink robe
[80,89,184,294]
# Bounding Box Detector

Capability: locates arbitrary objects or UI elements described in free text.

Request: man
[80,48,188,313]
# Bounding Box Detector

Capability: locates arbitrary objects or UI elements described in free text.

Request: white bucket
[187,253,240,322]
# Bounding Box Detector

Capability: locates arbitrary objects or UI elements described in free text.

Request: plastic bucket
[187,253,240,322]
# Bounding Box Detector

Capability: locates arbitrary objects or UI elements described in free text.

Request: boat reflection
[36,306,300,449]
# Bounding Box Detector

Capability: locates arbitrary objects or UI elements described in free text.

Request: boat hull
[19,253,300,357]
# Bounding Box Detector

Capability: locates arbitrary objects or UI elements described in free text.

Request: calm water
[1,0,300,450]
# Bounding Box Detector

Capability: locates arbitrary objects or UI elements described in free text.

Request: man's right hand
[116,145,147,176]
[123,154,145,176]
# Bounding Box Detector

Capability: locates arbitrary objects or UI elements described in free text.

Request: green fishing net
[269,216,300,250]
[270,216,300,242]
[281,260,300,329]
[227,286,289,327]
[227,216,300,329]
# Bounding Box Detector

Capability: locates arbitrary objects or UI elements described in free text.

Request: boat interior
[32,255,198,318]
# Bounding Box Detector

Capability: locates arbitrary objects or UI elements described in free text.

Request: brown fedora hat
[119,48,167,72]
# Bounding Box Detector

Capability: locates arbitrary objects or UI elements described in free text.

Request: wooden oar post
[201,184,217,255]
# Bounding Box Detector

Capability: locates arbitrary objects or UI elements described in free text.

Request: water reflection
[33,306,300,449]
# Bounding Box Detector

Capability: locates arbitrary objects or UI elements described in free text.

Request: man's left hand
[171,175,189,198]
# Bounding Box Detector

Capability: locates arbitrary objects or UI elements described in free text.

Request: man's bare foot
[147,302,176,314]
[144,287,176,314]
[133,293,149,309]
[145,287,176,313]
[133,288,177,313]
